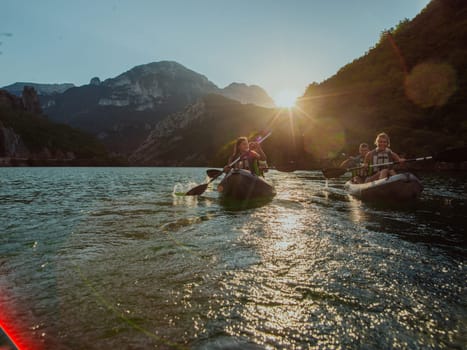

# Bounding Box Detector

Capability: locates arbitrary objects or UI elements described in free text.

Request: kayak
[217,169,276,200]
[345,172,423,201]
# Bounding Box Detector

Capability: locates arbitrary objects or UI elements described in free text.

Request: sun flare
[274,89,299,108]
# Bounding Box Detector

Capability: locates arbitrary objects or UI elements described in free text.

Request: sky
[1,0,431,106]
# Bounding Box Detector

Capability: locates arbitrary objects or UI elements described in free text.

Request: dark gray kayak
[217,169,276,200]
[345,172,423,201]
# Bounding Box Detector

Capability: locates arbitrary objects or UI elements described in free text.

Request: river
[0,167,465,349]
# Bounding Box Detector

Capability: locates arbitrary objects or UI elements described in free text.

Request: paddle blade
[185,183,209,196]
[434,146,467,162]
[275,161,298,172]
[322,167,348,179]
[206,169,223,178]
[275,165,296,172]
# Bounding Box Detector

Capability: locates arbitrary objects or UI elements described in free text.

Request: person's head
[233,136,249,155]
[374,132,390,150]
[359,143,369,156]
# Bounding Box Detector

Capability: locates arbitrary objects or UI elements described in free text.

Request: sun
[274,89,299,108]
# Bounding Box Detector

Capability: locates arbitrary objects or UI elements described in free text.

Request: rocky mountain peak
[90,77,101,86]
[0,86,42,114]
[221,82,275,108]
[99,61,219,110]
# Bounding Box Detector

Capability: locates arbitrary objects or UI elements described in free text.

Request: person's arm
[249,142,266,160]
[391,151,405,166]
[249,150,261,159]
[390,150,404,162]
[223,156,234,172]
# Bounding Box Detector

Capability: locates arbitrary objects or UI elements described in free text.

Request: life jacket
[231,151,262,176]
[367,148,394,175]
[350,155,365,177]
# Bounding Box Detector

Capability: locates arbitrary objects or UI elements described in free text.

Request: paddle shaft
[322,155,435,179]
[346,155,433,173]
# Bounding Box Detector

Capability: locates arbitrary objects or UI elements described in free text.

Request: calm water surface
[0,167,466,349]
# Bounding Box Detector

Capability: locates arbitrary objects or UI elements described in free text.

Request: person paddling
[339,143,369,183]
[363,132,405,182]
[223,136,267,176]
[249,140,268,176]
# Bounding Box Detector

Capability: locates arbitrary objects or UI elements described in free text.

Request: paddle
[322,146,467,179]
[206,169,223,178]
[185,132,272,196]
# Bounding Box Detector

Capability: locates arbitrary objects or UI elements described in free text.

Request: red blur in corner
[0,320,21,350]
[0,291,42,350]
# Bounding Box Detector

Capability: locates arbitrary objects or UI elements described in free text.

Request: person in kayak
[339,143,369,183]
[363,132,405,182]
[250,140,268,176]
[223,136,267,176]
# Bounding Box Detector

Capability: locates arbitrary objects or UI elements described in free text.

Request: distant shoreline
[0,157,127,167]
[1,157,466,171]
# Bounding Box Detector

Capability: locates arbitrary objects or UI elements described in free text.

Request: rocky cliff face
[0,88,80,163]
[0,121,30,158]
[0,89,23,109]
[129,99,208,165]
[0,86,42,114]
[22,86,43,114]
[100,61,219,110]
[0,87,43,159]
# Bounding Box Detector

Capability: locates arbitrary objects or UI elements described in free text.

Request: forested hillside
[297,0,467,160]
[130,94,317,168]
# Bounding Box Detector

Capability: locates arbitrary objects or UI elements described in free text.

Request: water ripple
[0,168,465,349]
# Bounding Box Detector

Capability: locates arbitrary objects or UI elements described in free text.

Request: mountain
[3,82,75,96]
[221,83,275,108]
[98,61,219,110]
[37,61,218,154]
[296,0,467,161]
[35,61,274,155]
